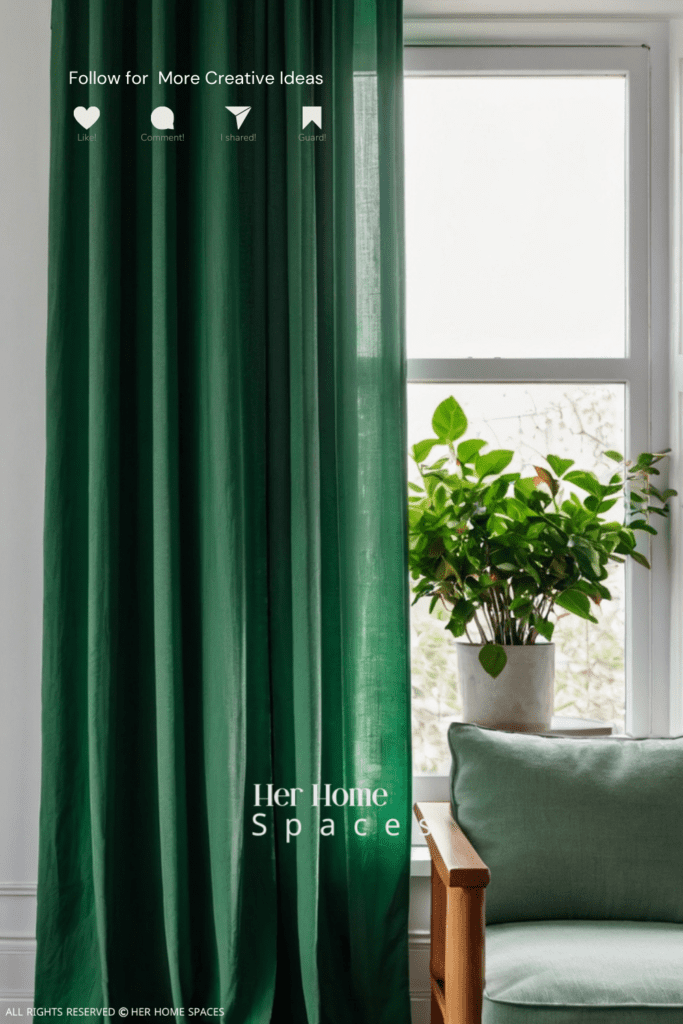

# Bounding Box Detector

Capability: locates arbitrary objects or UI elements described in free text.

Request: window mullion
[408,358,635,384]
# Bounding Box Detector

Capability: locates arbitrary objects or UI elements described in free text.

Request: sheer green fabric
[36,2,410,1021]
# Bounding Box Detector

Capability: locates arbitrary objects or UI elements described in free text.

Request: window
[404,45,667,779]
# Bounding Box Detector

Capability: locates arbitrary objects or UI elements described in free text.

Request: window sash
[404,45,657,739]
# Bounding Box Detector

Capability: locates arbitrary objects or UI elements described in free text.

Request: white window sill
[410,845,432,876]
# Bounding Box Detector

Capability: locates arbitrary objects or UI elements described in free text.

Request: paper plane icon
[226,105,251,129]
[302,106,322,129]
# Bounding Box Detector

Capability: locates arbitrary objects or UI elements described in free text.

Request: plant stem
[472,611,488,644]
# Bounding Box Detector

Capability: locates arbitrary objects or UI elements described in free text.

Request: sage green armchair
[415,724,683,1024]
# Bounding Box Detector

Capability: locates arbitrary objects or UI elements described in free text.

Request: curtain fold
[37,2,410,1021]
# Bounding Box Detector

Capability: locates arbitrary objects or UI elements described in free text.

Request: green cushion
[448,722,683,924]
[483,920,683,1024]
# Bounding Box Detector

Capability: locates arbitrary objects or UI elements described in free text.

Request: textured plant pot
[457,643,555,732]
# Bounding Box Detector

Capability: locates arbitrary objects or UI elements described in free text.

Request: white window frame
[406,26,676,816]
[668,19,683,742]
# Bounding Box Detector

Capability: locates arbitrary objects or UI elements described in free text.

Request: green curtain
[36,1,410,1021]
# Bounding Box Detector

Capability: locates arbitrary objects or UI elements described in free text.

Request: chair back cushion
[448,722,683,925]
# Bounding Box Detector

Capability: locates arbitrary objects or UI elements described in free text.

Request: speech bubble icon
[151,106,174,130]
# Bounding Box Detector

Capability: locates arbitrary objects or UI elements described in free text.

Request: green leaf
[426,536,445,558]
[555,589,599,623]
[618,527,637,550]
[457,438,487,464]
[534,616,555,642]
[630,521,658,535]
[573,580,611,604]
[604,450,623,463]
[408,481,423,493]
[435,557,457,580]
[546,455,574,478]
[483,479,509,504]
[515,477,537,500]
[564,470,603,498]
[475,449,514,480]
[567,537,602,577]
[446,600,474,637]
[433,484,447,514]
[524,563,541,586]
[478,644,508,679]
[412,438,441,463]
[486,514,507,536]
[631,452,656,471]
[432,397,468,443]
[504,497,529,521]
[629,550,651,570]
[548,555,568,578]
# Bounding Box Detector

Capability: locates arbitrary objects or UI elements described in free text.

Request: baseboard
[0,889,432,1020]
[411,995,431,1024]
[0,885,37,1011]
[0,939,36,1008]
[409,929,431,1023]
[0,996,34,1017]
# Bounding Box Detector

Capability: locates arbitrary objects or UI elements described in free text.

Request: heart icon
[73,106,100,129]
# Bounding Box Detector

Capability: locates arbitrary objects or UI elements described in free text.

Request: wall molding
[0,884,37,947]
[0,938,36,1003]
[408,927,431,1007]
[0,887,37,1009]
[0,885,37,898]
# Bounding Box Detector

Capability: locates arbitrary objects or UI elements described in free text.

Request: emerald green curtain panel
[36,2,411,1021]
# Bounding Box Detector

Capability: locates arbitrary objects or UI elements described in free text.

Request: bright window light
[405,76,626,360]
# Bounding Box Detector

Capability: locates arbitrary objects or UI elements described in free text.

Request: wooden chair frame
[414,802,491,1024]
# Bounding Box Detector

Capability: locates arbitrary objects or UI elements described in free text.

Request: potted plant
[409,396,675,731]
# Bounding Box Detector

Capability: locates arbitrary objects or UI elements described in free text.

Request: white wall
[0,0,50,1011]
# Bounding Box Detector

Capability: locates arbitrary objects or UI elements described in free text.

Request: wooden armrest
[414,801,490,889]
[416,802,488,1022]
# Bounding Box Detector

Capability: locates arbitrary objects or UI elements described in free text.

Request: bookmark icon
[226,106,251,130]
[302,106,322,129]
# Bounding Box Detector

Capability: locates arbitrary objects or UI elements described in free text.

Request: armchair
[414,801,490,1024]
[415,724,683,1024]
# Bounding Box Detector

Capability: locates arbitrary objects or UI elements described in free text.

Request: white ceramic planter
[457,643,555,732]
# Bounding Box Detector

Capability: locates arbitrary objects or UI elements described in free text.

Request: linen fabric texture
[448,722,683,925]
[482,921,683,1024]
[36,1,411,1021]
